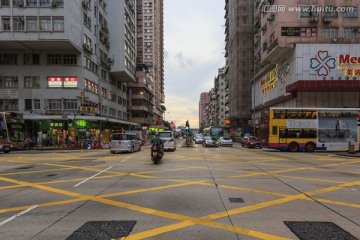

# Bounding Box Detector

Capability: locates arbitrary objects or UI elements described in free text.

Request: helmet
[155,132,159,137]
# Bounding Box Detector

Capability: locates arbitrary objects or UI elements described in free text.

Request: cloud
[164,0,225,128]
[174,51,193,68]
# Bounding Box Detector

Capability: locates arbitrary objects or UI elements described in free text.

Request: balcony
[130,105,149,112]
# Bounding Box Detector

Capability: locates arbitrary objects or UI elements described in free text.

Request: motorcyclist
[151,132,164,156]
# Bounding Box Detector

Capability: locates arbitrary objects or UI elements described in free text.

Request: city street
[0,139,360,239]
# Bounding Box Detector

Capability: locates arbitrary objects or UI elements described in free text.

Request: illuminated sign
[76,120,87,127]
[80,106,97,113]
[48,77,63,88]
[338,54,360,77]
[261,64,279,94]
[64,77,78,88]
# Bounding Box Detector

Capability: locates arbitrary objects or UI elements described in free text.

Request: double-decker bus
[259,108,360,152]
[203,126,224,140]
[0,112,28,151]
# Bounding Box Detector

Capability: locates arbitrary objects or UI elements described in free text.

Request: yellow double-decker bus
[259,107,360,152]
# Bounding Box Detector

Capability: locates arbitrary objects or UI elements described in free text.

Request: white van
[157,131,176,151]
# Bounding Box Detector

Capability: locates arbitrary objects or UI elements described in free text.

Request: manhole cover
[229,198,244,203]
[66,221,136,240]
[284,221,358,240]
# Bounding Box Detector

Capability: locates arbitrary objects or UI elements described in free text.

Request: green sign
[76,120,87,127]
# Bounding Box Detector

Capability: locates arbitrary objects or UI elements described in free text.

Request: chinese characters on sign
[47,76,78,88]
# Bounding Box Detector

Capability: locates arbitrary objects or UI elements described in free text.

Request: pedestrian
[58,136,65,148]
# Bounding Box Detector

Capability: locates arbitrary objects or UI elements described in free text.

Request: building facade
[224,0,254,129]
[133,0,164,124]
[253,0,360,131]
[199,92,210,128]
[0,0,139,144]
[215,67,228,127]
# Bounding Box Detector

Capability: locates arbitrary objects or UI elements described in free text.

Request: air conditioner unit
[82,0,90,9]
[323,17,332,23]
[51,0,57,8]
[310,16,318,22]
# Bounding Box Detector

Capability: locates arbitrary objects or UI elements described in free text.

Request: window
[0,76,18,88]
[109,92,116,102]
[53,17,64,32]
[2,17,11,31]
[26,0,37,7]
[39,0,50,7]
[24,76,40,88]
[0,99,18,111]
[13,0,24,6]
[110,108,116,117]
[118,96,122,104]
[101,87,107,98]
[63,55,77,65]
[47,54,62,64]
[323,27,338,38]
[47,99,61,110]
[0,54,18,65]
[84,13,91,29]
[63,100,77,110]
[323,6,338,18]
[40,17,51,31]
[33,99,40,110]
[13,17,25,31]
[343,7,358,18]
[102,106,107,115]
[25,99,32,110]
[344,27,357,39]
[24,54,40,65]
[1,0,10,7]
[26,17,38,31]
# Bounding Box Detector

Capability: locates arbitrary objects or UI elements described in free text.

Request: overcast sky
[163,0,225,128]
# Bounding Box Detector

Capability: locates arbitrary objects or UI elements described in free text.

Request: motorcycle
[151,143,163,164]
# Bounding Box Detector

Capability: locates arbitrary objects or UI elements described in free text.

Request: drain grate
[284,221,358,240]
[66,221,136,240]
[229,198,244,203]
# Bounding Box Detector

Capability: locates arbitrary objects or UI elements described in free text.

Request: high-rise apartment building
[128,0,164,128]
[199,92,210,128]
[252,0,360,130]
[224,0,254,129]
[0,0,138,142]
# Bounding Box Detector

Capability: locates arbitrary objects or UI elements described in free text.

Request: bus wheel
[288,142,299,152]
[305,142,316,152]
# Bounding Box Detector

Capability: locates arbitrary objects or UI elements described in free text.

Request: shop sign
[338,54,360,77]
[261,64,279,94]
[80,106,97,113]
[223,119,230,125]
[76,120,87,127]
[48,76,63,88]
[50,122,64,128]
[63,77,78,88]
[281,27,317,37]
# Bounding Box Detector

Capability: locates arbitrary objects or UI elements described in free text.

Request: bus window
[272,126,278,135]
[0,129,7,139]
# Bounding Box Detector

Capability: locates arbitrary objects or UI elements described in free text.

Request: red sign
[64,77,78,88]
[48,76,63,88]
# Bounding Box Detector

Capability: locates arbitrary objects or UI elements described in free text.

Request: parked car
[241,136,261,148]
[194,134,204,144]
[1,144,11,153]
[203,136,218,147]
[218,137,233,147]
[110,133,142,153]
[158,131,176,151]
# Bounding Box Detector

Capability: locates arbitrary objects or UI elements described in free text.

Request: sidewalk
[337,151,360,158]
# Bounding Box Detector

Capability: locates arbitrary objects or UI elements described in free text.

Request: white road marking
[121,156,133,162]
[73,166,113,187]
[0,205,38,226]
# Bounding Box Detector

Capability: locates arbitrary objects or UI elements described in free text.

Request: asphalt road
[0,139,360,240]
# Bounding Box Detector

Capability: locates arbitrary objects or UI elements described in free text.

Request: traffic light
[185,120,190,131]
